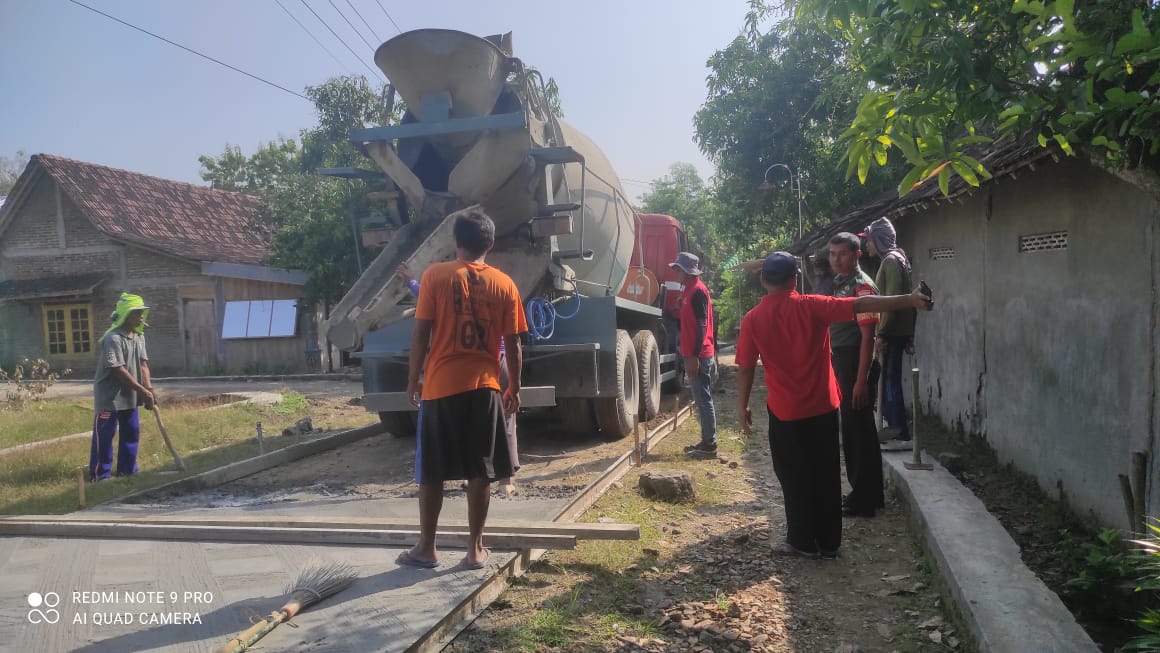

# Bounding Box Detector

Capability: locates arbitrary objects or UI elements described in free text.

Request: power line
[298,0,385,82]
[373,0,402,34]
[274,0,355,76]
[327,0,377,54]
[344,0,382,44]
[68,0,310,101]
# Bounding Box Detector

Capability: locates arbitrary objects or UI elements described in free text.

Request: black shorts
[415,388,514,484]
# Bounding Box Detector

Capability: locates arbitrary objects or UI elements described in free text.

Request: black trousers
[767,408,842,553]
[832,346,886,514]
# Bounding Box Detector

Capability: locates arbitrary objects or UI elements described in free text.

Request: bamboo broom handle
[214,611,287,653]
[152,405,186,471]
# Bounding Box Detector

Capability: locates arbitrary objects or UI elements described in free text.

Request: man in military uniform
[827,233,884,517]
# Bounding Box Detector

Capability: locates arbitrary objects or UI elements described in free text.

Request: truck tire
[631,330,661,420]
[594,330,639,439]
[556,398,596,434]
[378,411,417,437]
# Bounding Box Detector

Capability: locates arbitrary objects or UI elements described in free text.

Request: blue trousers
[89,408,140,481]
[881,336,911,439]
[690,356,718,447]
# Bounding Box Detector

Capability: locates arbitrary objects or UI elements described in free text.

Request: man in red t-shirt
[669,251,717,457]
[736,252,932,558]
[399,208,528,570]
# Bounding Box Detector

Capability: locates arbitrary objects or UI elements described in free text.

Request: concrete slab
[0,494,571,652]
[884,451,1099,653]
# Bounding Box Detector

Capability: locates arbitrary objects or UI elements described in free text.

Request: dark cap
[668,251,703,276]
[761,251,798,283]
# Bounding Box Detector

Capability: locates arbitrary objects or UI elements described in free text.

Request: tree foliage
[0,151,29,195]
[199,77,399,306]
[787,0,1160,195]
[694,3,903,246]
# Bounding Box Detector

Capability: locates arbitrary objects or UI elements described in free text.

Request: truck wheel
[556,398,596,433]
[631,330,661,420]
[594,329,639,439]
[378,411,417,437]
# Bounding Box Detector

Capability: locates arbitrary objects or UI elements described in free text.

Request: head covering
[813,244,832,270]
[859,217,909,267]
[669,252,703,276]
[761,252,798,284]
[103,292,149,339]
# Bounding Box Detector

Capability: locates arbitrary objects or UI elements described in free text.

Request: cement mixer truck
[325,29,691,439]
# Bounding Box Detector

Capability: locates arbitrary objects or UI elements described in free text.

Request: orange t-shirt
[415,260,528,400]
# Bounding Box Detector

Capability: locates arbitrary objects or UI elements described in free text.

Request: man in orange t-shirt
[398,208,528,570]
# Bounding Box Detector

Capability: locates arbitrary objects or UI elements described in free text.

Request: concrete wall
[898,158,1158,529]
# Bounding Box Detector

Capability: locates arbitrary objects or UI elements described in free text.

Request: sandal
[396,550,439,569]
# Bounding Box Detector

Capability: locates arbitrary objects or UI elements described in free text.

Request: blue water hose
[526,293,582,342]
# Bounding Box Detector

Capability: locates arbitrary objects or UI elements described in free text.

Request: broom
[150,403,186,471]
[214,562,358,653]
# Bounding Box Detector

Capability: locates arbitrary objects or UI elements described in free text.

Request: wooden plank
[1,515,638,540]
[0,521,576,550]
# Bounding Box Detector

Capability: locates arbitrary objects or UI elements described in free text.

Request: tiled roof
[786,137,1061,256]
[34,154,270,265]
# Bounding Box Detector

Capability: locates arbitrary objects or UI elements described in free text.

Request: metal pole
[904,367,933,471]
[347,184,363,274]
[796,174,803,241]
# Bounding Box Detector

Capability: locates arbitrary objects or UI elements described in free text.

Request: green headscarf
[103,292,150,339]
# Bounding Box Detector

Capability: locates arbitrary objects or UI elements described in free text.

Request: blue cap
[761,252,798,282]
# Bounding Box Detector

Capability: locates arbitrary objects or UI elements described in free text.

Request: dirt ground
[449,355,967,653]
[107,365,970,651]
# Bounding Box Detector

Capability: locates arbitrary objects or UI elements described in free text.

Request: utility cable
[373,0,402,34]
[274,0,355,75]
[67,0,309,101]
[327,0,377,54]
[344,0,382,44]
[298,0,385,82]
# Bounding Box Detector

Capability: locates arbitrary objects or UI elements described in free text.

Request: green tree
[199,77,397,305]
[788,0,1160,195]
[638,163,722,271]
[694,4,902,246]
[0,151,29,195]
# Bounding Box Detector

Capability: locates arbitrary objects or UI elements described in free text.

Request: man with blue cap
[736,252,932,558]
[89,292,154,481]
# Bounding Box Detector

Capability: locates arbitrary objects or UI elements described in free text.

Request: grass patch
[0,390,371,514]
[0,400,94,448]
[453,417,746,652]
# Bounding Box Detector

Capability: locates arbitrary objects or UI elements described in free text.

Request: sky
[0,0,750,199]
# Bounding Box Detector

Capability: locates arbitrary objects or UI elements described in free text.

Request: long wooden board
[0,521,576,550]
[0,515,638,540]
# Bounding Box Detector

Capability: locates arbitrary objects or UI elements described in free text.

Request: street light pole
[758,163,803,241]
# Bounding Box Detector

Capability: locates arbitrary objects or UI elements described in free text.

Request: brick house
[0,154,313,375]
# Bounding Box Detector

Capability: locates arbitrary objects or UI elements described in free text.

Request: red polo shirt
[736,290,857,421]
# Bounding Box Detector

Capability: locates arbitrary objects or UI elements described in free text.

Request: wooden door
[183,299,218,370]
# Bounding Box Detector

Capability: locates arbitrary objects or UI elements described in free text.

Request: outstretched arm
[853,287,932,315]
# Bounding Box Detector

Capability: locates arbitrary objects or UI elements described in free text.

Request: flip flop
[396,550,439,569]
[463,548,490,570]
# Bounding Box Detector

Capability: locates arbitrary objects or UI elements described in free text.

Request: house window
[1019,230,1068,252]
[222,300,298,339]
[43,304,94,355]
